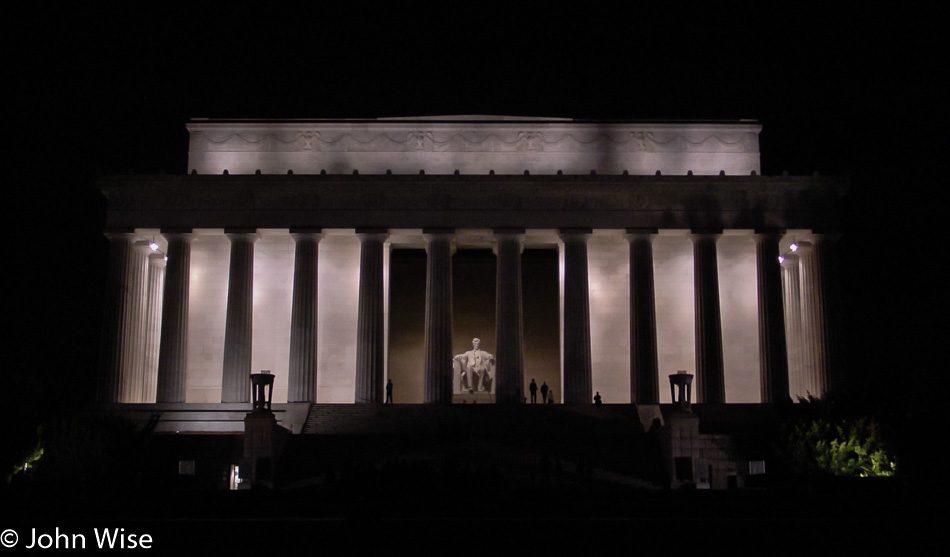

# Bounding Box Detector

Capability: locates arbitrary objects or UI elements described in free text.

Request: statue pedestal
[452,392,495,404]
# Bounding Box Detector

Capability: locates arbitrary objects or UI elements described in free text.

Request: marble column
[156,231,193,403]
[798,235,846,397]
[355,229,388,404]
[123,241,151,403]
[221,230,259,403]
[423,229,454,403]
[781,254,804,399]
[815,234,846,394]
[142,251,166,403]
[494,229,525,404]
[755,231,789,402]
[560,229,592,404]
[287,230,322,403]
[797,241,828,397]
[98,231,135,403]
[691,230,725,404]
[627,229,660,404]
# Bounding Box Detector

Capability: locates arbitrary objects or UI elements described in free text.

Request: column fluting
[423,230,455,403]
[798,241,827,397]
[142,251,166,403]
[561,229,593,404]
[494,229,525,404]
[755,231,790,402]
[781,254,804,398]
[98,231,135,403]
[692,230,725,403]
[287,230,322,402]
[221,231,259,403]
[355,229,388,404]
[627,229,660,404]
[156,231,193,403]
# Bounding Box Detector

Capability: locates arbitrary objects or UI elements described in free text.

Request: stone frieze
[189,129,759,154]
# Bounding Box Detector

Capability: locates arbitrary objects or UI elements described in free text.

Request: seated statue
[453,338,495,393]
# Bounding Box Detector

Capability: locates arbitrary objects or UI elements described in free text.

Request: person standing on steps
[529,379,538,403]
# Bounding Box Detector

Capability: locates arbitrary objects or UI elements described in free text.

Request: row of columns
[99,227,843,406]
[626,229,840,404]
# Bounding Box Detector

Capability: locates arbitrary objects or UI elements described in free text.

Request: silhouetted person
[529,379,538,403]
[547,391,555,404]
[540,381,549,404]
[594,391,602,405]
[386,378,393,403]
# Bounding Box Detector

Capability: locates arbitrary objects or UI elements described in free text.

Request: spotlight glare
[790,242,799,252]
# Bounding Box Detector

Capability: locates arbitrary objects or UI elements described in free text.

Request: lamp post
[669,370,694,411]
[251,370,275,412]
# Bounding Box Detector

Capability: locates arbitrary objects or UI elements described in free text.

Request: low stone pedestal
[665,411,701,489]
[241,410,289,489]
[658,406,738,490]
[452,392,496,404]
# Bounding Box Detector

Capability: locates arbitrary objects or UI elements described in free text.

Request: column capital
[132,239,155,253]
[559,228,592,243]
[147,252,166,268]
[160,232,194,245]
[626,228,658,241]
[224,229,260,243]
[794,240,815,254]
[423,229,456,255]
[492,229,525,255]
[690,228,723,239]
[356,227,390,241]
[290,231,323,243]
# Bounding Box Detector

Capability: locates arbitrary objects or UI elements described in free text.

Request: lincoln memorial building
[96,116,846,431]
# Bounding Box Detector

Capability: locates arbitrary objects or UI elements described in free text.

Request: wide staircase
[289,403,657,490]
[302,402,644,437]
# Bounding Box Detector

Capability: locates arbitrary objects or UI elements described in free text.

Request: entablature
[99,174,847,231]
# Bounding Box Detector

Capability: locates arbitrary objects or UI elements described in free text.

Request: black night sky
[7,3,944,505]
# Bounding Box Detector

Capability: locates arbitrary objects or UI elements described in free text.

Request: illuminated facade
[97,116,846,429]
